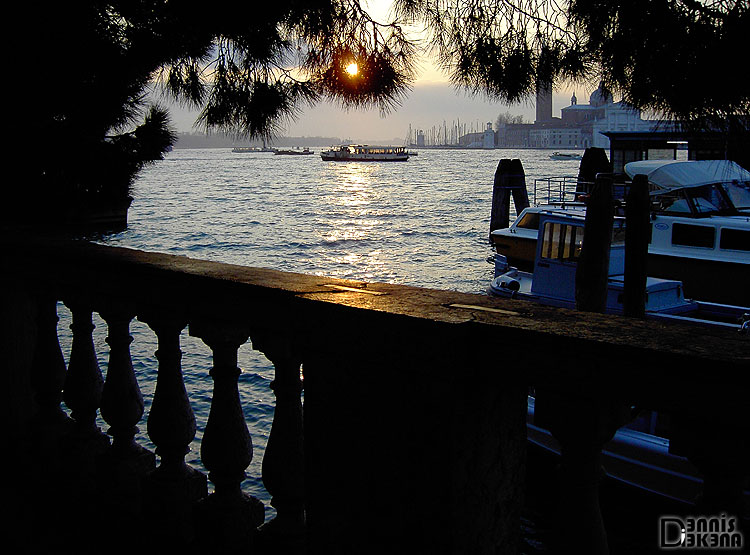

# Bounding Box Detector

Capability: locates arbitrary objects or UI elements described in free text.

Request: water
[55,147,588,546]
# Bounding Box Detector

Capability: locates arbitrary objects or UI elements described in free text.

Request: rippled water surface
[57,146,585,534]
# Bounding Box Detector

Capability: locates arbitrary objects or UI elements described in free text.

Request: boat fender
[493,253,510,277]
[499,276,521,292]
[739,313,750,335]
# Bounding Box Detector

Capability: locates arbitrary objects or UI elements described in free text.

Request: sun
[345,62,359,77]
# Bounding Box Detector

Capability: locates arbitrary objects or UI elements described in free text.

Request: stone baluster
[190,322,264,552]
[140,314,207,546]
[252,333,306,552]
[30,299,71,432]
[143,316,197,476]
[63,302,107,446]
[98,309,155,515]
[100,310,145,455]
[534,387,630,555]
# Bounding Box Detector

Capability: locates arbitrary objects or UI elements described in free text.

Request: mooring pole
[509,158,530,217]
[575,175,614,313]
[577,148,612,195]
[623,174,650,318]
[489,158,528,242]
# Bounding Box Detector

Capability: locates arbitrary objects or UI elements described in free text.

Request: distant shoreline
[173,133,583,151]
[174,133,345,149]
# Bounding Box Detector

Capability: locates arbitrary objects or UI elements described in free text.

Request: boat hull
[647,253,750,306]
[320,155,409,161]
[490,234,537,272]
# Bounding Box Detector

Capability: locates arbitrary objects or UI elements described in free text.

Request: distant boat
[273,147,314,155]
[232,146,261,153]
[320,144,409,161]
[550,151,582,160]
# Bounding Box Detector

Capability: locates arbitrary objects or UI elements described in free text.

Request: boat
[526,396,750,508]
[232,145,276,153]
[273,147,314,155]
[488,208,750,506]
[550,151,582,161]
[320,144,410,161]
[488,209,749,330]
[490,160,750,305]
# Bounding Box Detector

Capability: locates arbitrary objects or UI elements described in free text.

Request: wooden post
[489,159,513,241]
[577,148,612,195]
[623,175,650,318]
[489,158,529,242]
[509,158,530,216]
[575,176,614,313]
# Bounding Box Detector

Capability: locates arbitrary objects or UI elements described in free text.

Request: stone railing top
[4,236,748,411]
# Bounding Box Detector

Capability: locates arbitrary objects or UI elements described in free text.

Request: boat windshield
[722,180,750,211]
[651,182,747,216]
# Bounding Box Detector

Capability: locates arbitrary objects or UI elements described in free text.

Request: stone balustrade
[4,237,748,554]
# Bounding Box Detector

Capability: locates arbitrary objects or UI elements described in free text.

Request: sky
[164,0,594,143]
[166,80,585,143]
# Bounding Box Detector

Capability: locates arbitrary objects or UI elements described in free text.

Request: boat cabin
[492,211,697,314]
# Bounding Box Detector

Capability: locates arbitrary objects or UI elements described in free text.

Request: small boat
[273,147,314,155]
[320,144,409,161]
[550,151,582,160]
[490,160,750,305]
[232,145,276,153]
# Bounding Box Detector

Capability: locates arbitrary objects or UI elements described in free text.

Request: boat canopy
[624,160,750,190]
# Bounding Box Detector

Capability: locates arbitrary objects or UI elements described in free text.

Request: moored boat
[490,160,750,305]
[488,210,749,330]
[320,144,409,161]
[488,208,750,506]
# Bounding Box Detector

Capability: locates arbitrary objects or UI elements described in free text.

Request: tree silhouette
[15,0,749,225]
[18,1,416,225]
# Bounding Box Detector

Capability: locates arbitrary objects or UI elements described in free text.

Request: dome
[589,82,613,107]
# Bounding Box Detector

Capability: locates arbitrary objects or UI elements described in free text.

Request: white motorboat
[549,151,582,161]
[490,160,750,305]
[320,144,409,161]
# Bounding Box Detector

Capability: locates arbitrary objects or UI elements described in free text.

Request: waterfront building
[490,82,656,149]
[457,122,496,148]
[528,126,582,148]
[561,84,655,148]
